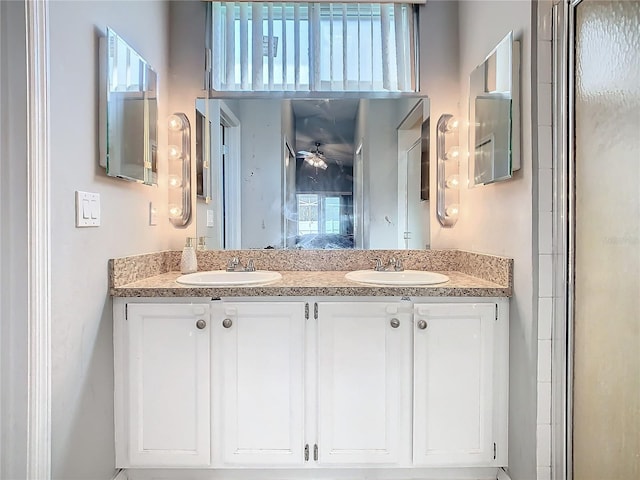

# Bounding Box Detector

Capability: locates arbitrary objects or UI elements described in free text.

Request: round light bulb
[445,146,460,160]
[168,174,182,188]
[168,204,183,218]
[168,145,182,160]
[445,174,460,189]
[168,114,184,131]
[445,204,459,218]
[445,116,460,132]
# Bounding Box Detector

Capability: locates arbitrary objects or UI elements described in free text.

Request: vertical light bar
[212,2,223,90]
[281,2,288,89]
[380,4,391,91]
[394,4,406,91]
[342,3,348,90]
[239,2,249,89]
[294,3,301,90]
[267,2,274,89]
[252,2,264,90]
[225,2,236,88]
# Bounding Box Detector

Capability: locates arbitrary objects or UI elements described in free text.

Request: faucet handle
[394,258,404,272]
[373,258,383,271]
[227,257,239,271]
[246,259,255,272]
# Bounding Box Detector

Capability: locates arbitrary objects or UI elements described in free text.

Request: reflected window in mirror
[207,2,418,92]
[99,28,158,185]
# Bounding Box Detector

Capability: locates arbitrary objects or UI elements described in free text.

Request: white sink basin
[345,270,449,286]
[176,270,282,286]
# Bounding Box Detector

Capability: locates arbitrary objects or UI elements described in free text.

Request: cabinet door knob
[222,318,233,328]
[390,318,400,328]
[196,319,207,330]
[417,319,428,330]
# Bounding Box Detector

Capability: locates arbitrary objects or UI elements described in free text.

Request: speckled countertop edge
[111,270,511,298]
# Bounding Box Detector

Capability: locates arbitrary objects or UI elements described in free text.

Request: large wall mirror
[468,31,520,187]
[99,28,158,185]
[195,96,430,250]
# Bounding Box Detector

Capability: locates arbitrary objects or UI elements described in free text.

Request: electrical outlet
[207,209,214,227]
[149,202,158,226]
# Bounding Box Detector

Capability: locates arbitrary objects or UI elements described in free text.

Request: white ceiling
[292,99,360,166]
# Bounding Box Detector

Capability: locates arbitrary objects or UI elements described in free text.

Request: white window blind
[208,2,417,92]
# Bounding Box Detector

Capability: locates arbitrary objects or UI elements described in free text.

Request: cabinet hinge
[125,304,128,320]
[313,443,318,461]
[314,303,318,319]
[493,442,497,460]
[305,303,309,320]
[304,443,309,461]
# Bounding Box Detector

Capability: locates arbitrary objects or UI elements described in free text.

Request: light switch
[75,191,101,227]
[90,199,99,219]
[206,209,214,227]
[82,199,90,219]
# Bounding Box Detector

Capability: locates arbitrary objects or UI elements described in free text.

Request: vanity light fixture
[436,114,460,227]
[167,113,192,227]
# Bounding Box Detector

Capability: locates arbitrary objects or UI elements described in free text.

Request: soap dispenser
[180,237,197,274]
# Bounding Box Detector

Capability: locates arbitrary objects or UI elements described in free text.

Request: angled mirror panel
[468,31,520,187]
[99,27,158,185]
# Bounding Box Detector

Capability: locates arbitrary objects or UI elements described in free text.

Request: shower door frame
[550,1,580,480]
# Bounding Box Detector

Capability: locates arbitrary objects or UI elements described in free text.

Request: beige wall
[49,1,171,478]
[428,2,538,479]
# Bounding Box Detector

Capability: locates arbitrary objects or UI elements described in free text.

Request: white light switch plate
[206,209,214,227]
[75,191,100,227]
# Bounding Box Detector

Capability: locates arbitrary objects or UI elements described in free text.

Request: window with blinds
[208,2,417,92]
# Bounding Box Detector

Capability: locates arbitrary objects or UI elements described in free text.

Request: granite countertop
[111,270,510,298]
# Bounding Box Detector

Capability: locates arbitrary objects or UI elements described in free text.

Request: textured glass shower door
[572,1,640,479]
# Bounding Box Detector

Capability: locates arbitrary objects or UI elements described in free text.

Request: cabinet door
[213,302,306,466]
[316,302,412,465]
[413,303,496,466]
[126,303,211,467]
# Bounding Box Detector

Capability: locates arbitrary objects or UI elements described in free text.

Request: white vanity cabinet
[114,296,508,478]
[211,301,306,466]
[210,300,411,467]
[413,303,509,467]
[315,302,412,465]
[114,302,211,467]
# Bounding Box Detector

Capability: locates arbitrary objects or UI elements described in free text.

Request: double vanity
[110,249,512,480]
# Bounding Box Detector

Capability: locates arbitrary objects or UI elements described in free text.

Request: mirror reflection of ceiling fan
[297,142,328,170]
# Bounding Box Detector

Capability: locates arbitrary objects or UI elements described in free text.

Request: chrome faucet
[391,258,404,272]
[226,257,240,271]
[373,257,404,272]
[226,257,256,272]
